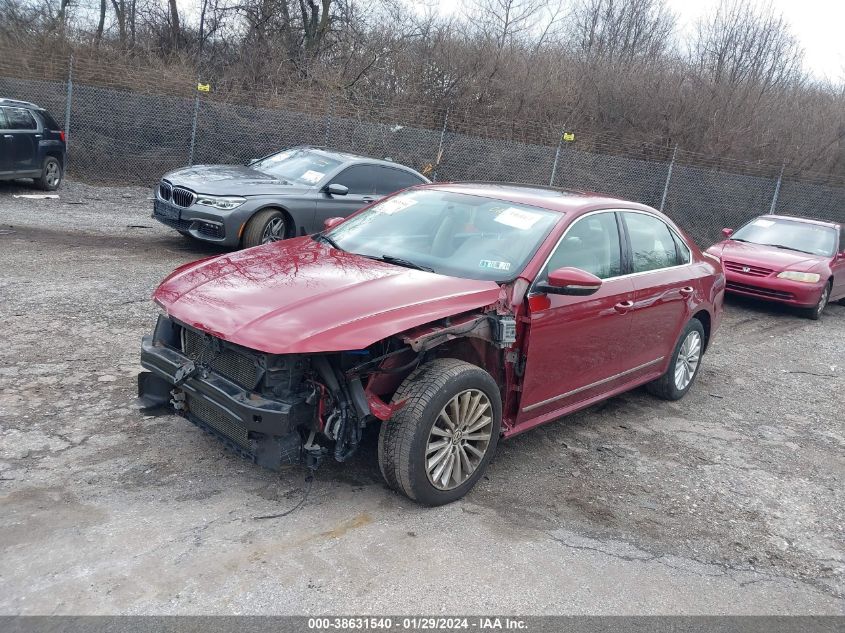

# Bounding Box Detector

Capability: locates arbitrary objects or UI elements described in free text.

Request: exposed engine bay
[138,309,518,471]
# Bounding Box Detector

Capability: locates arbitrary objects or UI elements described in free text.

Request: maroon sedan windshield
[326,189,561,282]
[731,217,837,257]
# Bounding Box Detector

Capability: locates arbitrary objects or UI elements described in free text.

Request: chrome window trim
[529,208,694,295]
[522,356,665,412]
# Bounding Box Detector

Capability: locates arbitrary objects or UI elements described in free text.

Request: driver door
[516,211,636,427]
[315,164,379,227]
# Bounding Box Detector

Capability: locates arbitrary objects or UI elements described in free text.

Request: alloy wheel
[261,217,285,243]
[46,162,60,187]
[674,330,702,391]
[425,389,493,490]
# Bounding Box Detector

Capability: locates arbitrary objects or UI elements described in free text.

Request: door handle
[679,286,695,297]
[2,135,12,139]
[34,134,42,139]
[362,196,376,202]
[614,300,634,314]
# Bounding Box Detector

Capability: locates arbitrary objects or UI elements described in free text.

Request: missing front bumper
[139,335,313,470]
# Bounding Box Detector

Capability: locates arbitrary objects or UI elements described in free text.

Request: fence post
[64,54,73,153]
[188,92,200,166]
[660,145,678,211]
[432,107,449,182]
[769,163,785,214]
[324,93,334,146]
[549,130,565,187]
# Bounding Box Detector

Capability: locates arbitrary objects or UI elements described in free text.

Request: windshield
[252,148,341,186]
[731,217,836,257]
[324,189,561,281]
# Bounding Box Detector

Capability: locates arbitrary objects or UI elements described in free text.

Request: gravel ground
[0,179,843,615]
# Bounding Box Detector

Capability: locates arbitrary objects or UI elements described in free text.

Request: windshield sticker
[479,259,511,271]
[752,219,775,228]
[376,196,417,214]
[300,169,325,184]
[494,207,543,230]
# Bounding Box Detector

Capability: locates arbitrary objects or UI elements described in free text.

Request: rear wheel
[35,156,62,191]
[646,318,705,401]
[242,209,287,248]
[800,282,831,320]
[378,358,501,506]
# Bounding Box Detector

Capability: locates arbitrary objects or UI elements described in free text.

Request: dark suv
[0,98,67,190]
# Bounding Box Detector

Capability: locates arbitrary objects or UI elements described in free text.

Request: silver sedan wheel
[261,217,286,243]
[425,389,493,491]
[45,161,61,187]
[674,330,702,391]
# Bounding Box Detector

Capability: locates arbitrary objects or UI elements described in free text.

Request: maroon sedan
[139,183,724,505]
[707,215,845,319]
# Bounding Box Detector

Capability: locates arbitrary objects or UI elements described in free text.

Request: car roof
[416,181,656,215]
[298,146,425,174]
[762,214,840,229]
[0,98,43,110]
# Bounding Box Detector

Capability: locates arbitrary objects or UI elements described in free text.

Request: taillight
[59,130,66,142]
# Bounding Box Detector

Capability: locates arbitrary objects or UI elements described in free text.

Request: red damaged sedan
[707,215,845,319]
[139,183,724,505]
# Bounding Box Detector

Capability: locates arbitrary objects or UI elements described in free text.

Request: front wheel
[378,358,502,506]
[800,282,830,320]
[241,209,287,248]
[35,156,62,191]
[646,318,705,401]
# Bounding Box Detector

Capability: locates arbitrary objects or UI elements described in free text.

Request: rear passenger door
[621,211,695,371]
[3,107,40,173]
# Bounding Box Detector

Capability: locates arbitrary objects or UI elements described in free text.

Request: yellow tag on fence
[197,83,211,92]
[563,132,575,142]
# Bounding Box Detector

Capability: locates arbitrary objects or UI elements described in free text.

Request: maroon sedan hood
[153,237,501,354]
[711,240,825,272]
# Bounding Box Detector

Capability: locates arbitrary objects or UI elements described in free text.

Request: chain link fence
[1,56,843,247]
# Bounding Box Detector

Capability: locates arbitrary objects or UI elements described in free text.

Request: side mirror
[325,183,348,196]
[247,158,259,166]
[323,217,345,230]
[722,228,734,238]
[536,267,602,296]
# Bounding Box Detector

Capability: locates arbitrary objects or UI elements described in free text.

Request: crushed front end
[139,315,322,469]
[138,313,422,471]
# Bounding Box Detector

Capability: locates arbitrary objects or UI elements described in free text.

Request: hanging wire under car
[253,468,316,520]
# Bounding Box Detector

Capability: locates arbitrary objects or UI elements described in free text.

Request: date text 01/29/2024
[306,617,528,630]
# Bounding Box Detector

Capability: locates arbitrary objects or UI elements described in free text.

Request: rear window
[36,109,61,130]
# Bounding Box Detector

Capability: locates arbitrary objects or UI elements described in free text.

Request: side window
[672,230,691,264]
[331,165,375,195]
[372,166,425,195]
[5,108,37,130]
[0,108,8,130]
[623,212,680,273]
[542,212,623,280]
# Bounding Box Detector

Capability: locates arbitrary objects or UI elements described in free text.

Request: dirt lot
[0,180,843,615]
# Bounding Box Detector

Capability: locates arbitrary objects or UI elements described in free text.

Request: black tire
[35,156,62,191]
[241,209,287,248]
[646,318,706,401]
[177,230,193,239]
[799,282,831,320]
[378,358,502,506]
[839,297,845,307]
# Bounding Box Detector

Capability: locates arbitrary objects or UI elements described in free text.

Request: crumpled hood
[154,237,502,354]
[163,164,311,197]
[709,240,825,272]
